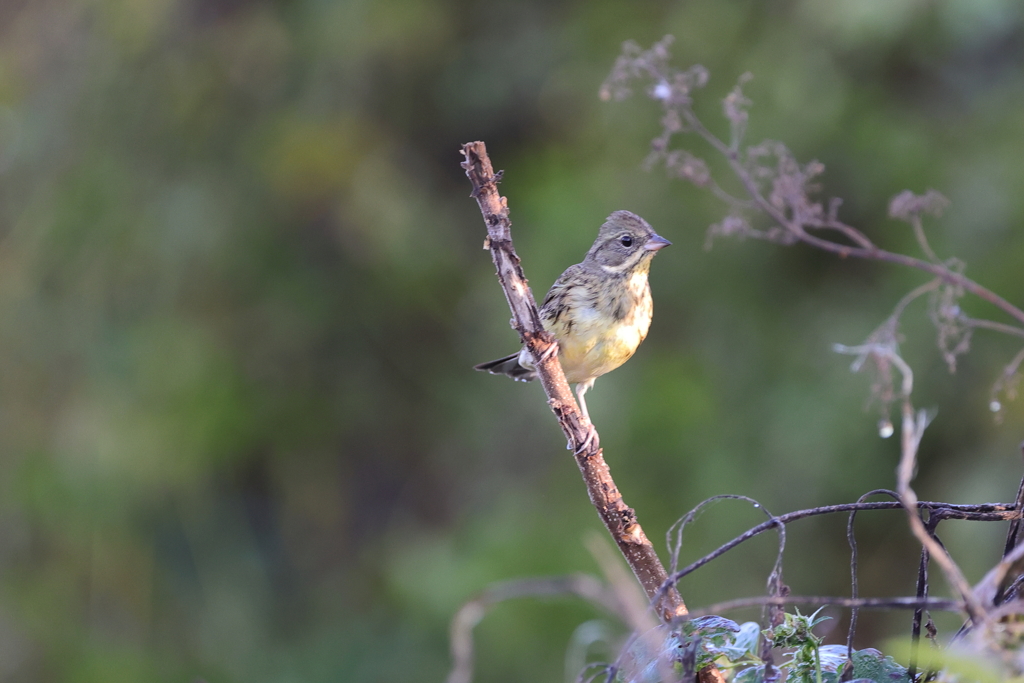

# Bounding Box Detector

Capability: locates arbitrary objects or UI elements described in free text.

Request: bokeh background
[1,0,1024,681]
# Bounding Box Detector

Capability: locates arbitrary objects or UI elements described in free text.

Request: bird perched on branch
[475,210,670,433]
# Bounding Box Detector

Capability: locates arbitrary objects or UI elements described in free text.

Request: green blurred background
[1,0,1024,681]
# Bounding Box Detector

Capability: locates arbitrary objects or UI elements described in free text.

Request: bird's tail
[474,352,536,382]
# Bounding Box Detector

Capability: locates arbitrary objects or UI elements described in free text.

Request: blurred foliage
[0,0,1022,681]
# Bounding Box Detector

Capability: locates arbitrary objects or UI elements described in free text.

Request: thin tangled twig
[686,594,963,619]
[448,481,1024,682]
[660,498,1020,598]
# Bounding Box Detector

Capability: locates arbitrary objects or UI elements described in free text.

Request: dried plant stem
[460,142,724,681]
[835,339,984,621]
[447,575,623,683]
[890,373,986,622]
[892,279,941,320]
[680,111,1024,328]
[962,317,1024,340]
[460,139,672,610]
[662,496,1020,601]
[687,594,963,618]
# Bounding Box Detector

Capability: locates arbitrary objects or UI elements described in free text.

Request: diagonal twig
[461,141,726,683]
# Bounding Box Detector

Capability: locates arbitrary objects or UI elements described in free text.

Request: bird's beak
[644,234,672,251]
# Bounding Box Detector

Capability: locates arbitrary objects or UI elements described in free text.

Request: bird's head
[584,210,671,274]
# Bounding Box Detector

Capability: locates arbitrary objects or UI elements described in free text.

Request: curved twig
[687,594,963,619]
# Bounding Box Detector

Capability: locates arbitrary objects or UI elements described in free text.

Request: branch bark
[461,141,723,682]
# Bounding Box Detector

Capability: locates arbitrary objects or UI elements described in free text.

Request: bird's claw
[536,340,559,364]
[574,424,599,454]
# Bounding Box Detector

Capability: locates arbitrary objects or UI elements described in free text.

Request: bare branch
[962,317,1024,340]
[686,594,963,619]
[461,141,695,622]
[846,489,902,663]
[463,141,727,682]
[1002,449,1024,563]
[835,339,984,619]
[893,279,942,321]
[974,541,1024,609]
[892,387,986,622]
[660,496,1021,604]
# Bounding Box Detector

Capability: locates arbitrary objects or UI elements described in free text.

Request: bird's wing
[539,264,585,321]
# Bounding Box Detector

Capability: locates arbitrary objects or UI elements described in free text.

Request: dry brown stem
[461,141,724,682]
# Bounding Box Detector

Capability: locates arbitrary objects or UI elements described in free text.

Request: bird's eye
[619,235,633,247]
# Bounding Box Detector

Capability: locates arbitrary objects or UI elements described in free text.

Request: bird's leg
[576,380,592,423]
[573,380,599,453]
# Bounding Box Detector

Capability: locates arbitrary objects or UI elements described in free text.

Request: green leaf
[849,648,908,682]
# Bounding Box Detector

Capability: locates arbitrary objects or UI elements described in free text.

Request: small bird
[475,210,670,431]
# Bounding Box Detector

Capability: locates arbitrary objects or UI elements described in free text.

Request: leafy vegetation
[1,1,1023,682]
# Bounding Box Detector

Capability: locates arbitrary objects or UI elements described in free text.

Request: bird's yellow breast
[545,269,653,385]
